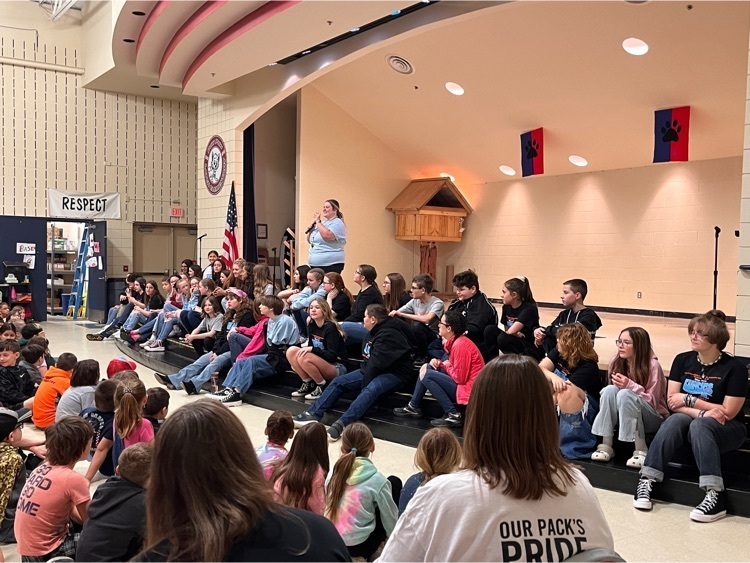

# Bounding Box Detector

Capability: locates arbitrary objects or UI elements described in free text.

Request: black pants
[193,337,215,356]
[347,476,402,561]
[410,323,438,357]
[484,325,543,360]
[313,263,345,274]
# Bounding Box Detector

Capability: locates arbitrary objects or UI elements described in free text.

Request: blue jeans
[410,367,458,415]
[291,309,309,338]
[228,332,252,361]
[427,339,447,360]
[559,394,599,461]
[180,310,202,333]
[341,322,369,345]
[106,306,119,324]
[222,355,275,394]
[123,311,155,331]
[138,316,157,336]
[591,385,664,442]
[100,303,134,335]
[307,369,403,426]
[640,413,747,491]
[169,351,231,391]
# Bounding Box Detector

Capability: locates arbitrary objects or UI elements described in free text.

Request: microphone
[714,226,721,235]
[304,221,317,235]
[197,233,208,240]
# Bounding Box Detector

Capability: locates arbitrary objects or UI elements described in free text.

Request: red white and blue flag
[520,128,544,177]
[222,181,239,268]
[653,106,690,163]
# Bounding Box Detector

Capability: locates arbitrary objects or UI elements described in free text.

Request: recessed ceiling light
[439,172,455,182]
[132,10,146,16]
[302,50,311,55]
[569,155,588,167]
[391,10,401,16]
[350,27,360,32]
[622,37,649,56]
[499,165,516,176]
[150,85,160,89]
[268,62,278,66]
[123,38,135,43]
[445,82,464,96]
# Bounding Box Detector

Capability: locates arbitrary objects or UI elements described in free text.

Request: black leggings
[313,263,345,274]
[347,476,402,561]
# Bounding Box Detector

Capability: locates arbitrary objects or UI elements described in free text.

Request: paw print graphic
[524,139,539,159]
[661,120,682,143]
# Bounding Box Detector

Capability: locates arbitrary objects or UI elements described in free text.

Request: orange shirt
[32,367,71,429]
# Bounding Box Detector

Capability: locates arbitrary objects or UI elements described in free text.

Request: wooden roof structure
[386,177,474,214]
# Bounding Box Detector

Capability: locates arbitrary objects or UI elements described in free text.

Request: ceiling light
[123,38,135,43]
[268,62,278,66]
[569,155,588,167]
[391,10,401,16]
[302,50,311,55]
[350,27,360,32]
[622,37,649,56]
[445,82,464,96]
[439,172,455,182]
[132,10,146,16]
[499,165,516,176]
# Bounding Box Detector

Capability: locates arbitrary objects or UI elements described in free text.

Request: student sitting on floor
[143,388,170,434]
[339,265,384,345]
[256,410,295,480]
[288,298,348,401]
[9,307,25,335]
[18,323,44,348]
[326,423,400,561]
[393,310,484,428]
[82,378,120,482]
[207,296,299,407]
[112,380,154,468]
[0,407,31,545]
[445,269,498,362]
[0,323,17,342]
[287,268,326,340]
[539,323,605,460]
[33,352,79,429]
[0,303,9,324]
[389,274,444,359]
[398,427,462,516]
[76,443,152,562]
[55,359,100,422]
[294,304,415,441]
[272,422,329,515]
[0,340,36,411]
[19,344,45,386]
[484,276,542,360]
[533,278,602,355]
[15,417,94,561]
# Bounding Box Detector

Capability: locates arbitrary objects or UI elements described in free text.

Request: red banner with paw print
[654,106,690,163]
[520,128,544,177]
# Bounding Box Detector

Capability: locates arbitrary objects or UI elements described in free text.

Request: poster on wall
[204,135,227,195]
[48,189,121,219]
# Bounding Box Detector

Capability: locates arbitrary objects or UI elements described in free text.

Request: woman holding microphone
[306,199,347,274]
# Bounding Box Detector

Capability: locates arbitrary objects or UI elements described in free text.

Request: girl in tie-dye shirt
[325,423,399,560]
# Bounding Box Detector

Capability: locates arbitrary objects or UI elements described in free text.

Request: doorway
[133,223,197,277]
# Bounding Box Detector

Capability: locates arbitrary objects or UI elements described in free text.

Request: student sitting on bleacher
[634,310,748,523]
[389,274,444,360]
[340,265,384,345]
[445,270,497,362]
[591,327,668,468]
[287,268,326,340]
[393,310,484,428]
[132,277,190,347]
[533,278,602,355]
[323,272,353,321]
[294,304,415,442]
[484,276,542,360]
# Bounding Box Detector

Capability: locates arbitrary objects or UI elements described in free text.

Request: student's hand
[668,393,687,411]
[327,289,339,301]
[533,327,545,345]
[703,408,727,424]
[184,334,194,343]
[209,353,217,362]
[549,373,569,394]
[611,373,629,389]
[298,347,312,357]
[29,445,47,459]
[389,310,399,317]
[228,327,237,335]
[429,358,442,369]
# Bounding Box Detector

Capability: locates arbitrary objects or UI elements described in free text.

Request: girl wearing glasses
[590,327,668,468]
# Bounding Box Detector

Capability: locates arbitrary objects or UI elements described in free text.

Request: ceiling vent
[386,55,414,75]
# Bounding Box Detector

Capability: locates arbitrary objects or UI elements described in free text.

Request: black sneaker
[217,388,243,407]
[431,411,463,427]
[293,411,321,428]
[633,478,654,511]
[86,333,105,342]
[291,380,316,398]
[393,403,423,417]
[327,421,345,442]
[154,373,176,390]
[181,380,199,395]
[304,384,325,401]
[690,489,727,523]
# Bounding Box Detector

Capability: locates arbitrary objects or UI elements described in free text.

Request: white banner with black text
[47,189,121,219]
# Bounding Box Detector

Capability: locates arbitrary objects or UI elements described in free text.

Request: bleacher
[114,335,750,518]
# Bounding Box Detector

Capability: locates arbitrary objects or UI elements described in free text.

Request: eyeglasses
[14,423,23,430]
[411,286,423,291]
[689,331,706,339]
[323,281,333,285]
[355,270,362,275]
[615,339,632,347]
[437,322,448,327]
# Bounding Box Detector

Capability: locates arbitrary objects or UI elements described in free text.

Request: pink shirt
[273,466,326,515]
[123,418,154,447]
[15,464,90,556]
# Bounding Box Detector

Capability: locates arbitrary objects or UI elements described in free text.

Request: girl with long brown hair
[340,264,384,344]
[539,323,605,460]
[272,422,330,515]
[252,263,276,298]
[382,273,410,313]
[112,379,153,467]
[591,327,668,468]
[323,271,353,320]
[136,399,348,561]
[380,355,615,561]
[325,422,399,560]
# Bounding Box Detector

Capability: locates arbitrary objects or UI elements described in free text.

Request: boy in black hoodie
[446,270,498,361]
[76,442,152,561]
[294,304,415,441]
[0,340,35,411]
[533,278,602,355]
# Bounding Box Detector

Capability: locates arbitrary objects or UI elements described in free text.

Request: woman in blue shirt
[306,199,347,274]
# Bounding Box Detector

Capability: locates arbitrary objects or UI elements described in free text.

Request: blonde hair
[114,378,147,440]
[325,423,374,522]
[310,297,346,338]
[253,263,275,299]
[414,428,462,485]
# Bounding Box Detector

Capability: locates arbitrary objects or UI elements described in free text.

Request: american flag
[222,182,239,268]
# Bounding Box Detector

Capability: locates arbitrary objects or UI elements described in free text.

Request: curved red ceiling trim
[159,0,229,76]
[136,0,169,57]
[182,0,300,91]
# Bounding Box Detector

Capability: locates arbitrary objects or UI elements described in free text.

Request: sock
[602,435,614,447]
[634,436,648,453]
[317,380,326,387]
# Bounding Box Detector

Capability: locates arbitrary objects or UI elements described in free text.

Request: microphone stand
[196,234,207,267]
[271,247,278,288]
[713,226,720,310]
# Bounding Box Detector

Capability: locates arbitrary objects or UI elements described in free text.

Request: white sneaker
[140,336,157,348]
[168,325,181,338]
[144,341,165,352]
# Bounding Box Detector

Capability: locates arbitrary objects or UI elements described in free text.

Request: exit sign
[170,207,183,217]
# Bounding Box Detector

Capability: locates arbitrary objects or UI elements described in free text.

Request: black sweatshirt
[360,316,415,387]
[447,291,498,345]
[309,320,346,364]
[344,285,384,323]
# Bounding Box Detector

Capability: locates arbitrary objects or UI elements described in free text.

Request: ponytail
[504,276,535,304]
[114,379,147,439]
[325,422,374,522]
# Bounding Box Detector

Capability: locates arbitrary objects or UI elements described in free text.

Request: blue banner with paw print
[654,106,690,163]
[520,127,544,177]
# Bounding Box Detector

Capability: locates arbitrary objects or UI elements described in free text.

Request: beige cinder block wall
[297,86,424,289]
[0,3,197,277]
[439,157,741,316]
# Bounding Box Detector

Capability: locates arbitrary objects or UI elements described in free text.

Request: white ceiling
[311,1,750,184]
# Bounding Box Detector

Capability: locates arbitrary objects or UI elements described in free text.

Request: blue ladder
[66,225,92,319]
